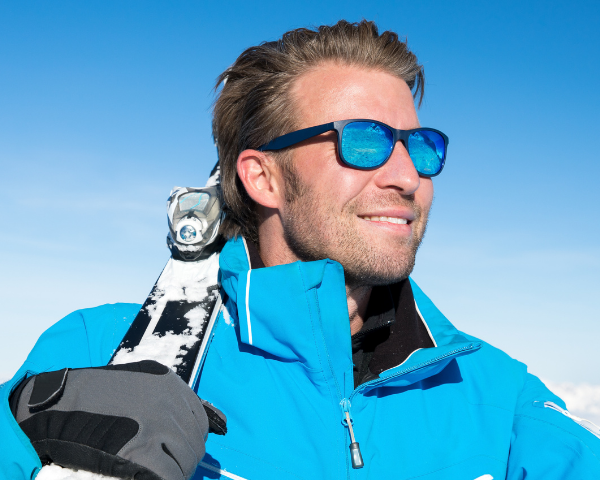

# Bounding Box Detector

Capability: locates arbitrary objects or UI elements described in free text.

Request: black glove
[10,360,226,480]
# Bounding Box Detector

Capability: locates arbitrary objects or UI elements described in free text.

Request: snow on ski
[110,253,221,381]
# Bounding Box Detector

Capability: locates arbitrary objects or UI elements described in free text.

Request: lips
[360,215,408,225]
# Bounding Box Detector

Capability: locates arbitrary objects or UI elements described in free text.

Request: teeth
[362,216,408,225]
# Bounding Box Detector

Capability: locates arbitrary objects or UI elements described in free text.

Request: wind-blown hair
[213,20,425,243]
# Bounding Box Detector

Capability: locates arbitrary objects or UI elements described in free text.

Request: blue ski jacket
[2,237,600,479]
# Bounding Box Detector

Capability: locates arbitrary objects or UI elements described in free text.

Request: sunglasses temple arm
[258,122,335,151]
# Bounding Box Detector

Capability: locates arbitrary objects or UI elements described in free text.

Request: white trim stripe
[199,461,249,480]
[246,270,253,345]
[241,236,251,269]
[543,401,600,438]
[414,301,437,347]
[188,292,223,388]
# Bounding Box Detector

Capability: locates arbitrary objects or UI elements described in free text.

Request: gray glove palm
[11,360,226,480]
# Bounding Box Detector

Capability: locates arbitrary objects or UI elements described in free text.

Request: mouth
[359,215,410,225]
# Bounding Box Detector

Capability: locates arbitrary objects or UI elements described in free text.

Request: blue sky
[1,0,599,383]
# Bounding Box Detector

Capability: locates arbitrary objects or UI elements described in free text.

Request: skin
[237,63,434,335]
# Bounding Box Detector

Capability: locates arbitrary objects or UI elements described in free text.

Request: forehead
[290,62,420,130]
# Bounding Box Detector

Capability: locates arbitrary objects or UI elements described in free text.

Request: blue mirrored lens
[341,122,393,168]
[408,130,445,175]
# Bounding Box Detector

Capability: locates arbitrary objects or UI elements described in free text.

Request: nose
[373,140,421,195]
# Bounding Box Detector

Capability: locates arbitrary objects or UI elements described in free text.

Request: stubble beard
[281,173,429,289]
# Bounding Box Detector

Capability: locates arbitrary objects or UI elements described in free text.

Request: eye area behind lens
[341,121,394,169]
[408,130,445,176]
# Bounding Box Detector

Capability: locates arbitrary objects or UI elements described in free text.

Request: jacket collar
[219,237,339,368]
[219,237,480,390]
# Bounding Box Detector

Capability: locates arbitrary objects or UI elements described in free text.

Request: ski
[109,165,225,388]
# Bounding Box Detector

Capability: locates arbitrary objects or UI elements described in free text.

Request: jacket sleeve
[507,372,600,479]
[0,303,139,480]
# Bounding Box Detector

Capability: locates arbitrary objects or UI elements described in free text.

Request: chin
[340,247,418,288]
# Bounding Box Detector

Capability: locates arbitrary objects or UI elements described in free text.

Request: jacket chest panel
[348,382,513,478]
[196,310,350,480]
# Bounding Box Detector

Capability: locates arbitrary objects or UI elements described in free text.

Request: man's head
[213,20,433,287]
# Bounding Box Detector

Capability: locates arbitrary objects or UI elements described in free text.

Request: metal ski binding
[166,186,223,261]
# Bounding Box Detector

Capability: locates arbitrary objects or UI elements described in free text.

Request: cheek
[317,171,371,213]
[295,145,370,209]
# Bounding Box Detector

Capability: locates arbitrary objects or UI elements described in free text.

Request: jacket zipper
[340,398,364,469]
[339,343,477,471]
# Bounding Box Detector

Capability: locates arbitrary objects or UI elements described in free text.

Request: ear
[237,150,284,210]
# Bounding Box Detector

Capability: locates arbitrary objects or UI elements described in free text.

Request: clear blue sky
[1,0,599,383]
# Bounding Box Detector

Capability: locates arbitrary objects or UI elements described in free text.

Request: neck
[346,285,372,335]
[257,208,300,267]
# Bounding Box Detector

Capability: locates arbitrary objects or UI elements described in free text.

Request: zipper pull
[340,399,364,469]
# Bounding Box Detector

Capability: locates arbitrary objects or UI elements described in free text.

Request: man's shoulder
[23,302,142,373]
[63,302,142,366]
[74,302,142,335]
[49,302,141,343]
[454,331,600,474]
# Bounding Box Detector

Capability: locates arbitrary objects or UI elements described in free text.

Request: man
[2,20,600,480]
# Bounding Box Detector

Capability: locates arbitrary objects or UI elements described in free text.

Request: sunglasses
[258,119,449,177]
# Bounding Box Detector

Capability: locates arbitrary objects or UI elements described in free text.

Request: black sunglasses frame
[257,119,449,177]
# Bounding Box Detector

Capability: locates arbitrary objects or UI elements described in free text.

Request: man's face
[279,63,434,287]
